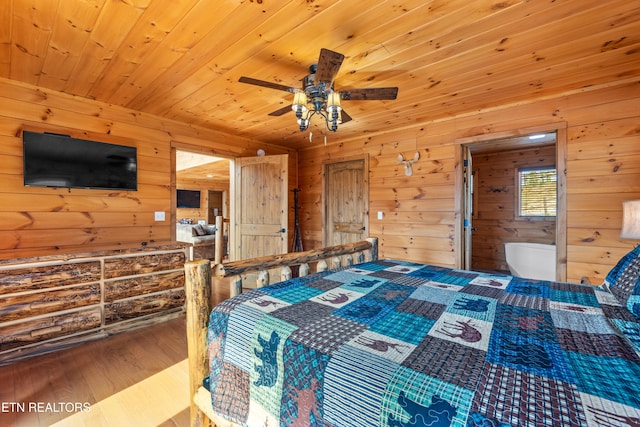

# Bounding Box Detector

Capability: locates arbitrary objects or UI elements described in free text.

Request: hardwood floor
[0,280,231,427]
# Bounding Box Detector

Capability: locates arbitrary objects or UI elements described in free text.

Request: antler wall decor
[397,152,420,176]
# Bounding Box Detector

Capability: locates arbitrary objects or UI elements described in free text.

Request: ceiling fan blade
[340,87,398,100]
[238,76,296,93]
[340,109,352,124]
[268,105,293,116]
[314,48,344,86]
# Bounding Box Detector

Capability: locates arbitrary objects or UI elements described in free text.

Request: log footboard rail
[184,237,378,427]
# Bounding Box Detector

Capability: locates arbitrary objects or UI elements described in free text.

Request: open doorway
[175,150,230,224]
[174,149,231,260]
[459,128,567,281]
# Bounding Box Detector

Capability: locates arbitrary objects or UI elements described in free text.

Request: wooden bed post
[367,237,379,261]
[185,259,213,427]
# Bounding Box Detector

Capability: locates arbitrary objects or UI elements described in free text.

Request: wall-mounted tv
[177,189,201,208]
[23,130,137,190]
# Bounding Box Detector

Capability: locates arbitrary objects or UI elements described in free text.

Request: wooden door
[207,190,224,222]
[231,154,288,261]
[462,147,474,270]
[324,157,369,246]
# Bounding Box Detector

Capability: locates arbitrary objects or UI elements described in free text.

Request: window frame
[516,166,557,219]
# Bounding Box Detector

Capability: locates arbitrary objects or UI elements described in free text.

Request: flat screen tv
[23,130,137,190]
[177,189,200,208]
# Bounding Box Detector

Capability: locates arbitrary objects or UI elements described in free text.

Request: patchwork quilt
[207,259,640,426]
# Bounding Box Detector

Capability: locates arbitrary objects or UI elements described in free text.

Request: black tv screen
[177,189,200,208]
[23,131,137,190]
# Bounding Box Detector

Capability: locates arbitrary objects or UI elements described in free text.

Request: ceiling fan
[238,48,398,133]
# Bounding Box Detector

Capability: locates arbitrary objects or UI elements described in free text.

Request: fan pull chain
[308,131,328,145]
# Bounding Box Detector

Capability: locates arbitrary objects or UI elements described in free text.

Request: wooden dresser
[0,244,188,365]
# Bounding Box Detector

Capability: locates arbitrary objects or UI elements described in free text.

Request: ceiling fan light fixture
[292,92,308,115]
[326,91,342,124]
[297,117,310,131]
[239,48,398,141]
[326,91,341,111]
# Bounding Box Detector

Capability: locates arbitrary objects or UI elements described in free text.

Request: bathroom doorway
[458,127,567,281]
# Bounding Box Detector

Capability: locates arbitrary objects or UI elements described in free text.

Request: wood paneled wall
[0,77,293,260]
[471,145,557,272]
[298,81,640,284]
[2,75,638,284]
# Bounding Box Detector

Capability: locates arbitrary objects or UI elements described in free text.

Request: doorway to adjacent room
[458,126,567,281]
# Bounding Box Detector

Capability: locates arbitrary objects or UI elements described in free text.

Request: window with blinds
[518,167,557,217]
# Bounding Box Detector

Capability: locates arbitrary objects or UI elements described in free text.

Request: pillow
[604,245,640,316]
[192,224,207,236]
[202,225,216,235]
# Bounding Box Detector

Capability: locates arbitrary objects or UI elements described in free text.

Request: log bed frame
[184,238,378,427]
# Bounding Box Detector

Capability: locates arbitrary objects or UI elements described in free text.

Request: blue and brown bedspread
[207,259,640,426]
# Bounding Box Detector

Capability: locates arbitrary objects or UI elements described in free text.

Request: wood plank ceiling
[2,0,639,150]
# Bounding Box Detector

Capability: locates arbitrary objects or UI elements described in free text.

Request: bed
[184,238,640,427]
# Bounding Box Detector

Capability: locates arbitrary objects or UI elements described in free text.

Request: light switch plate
[154,211,165,221]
